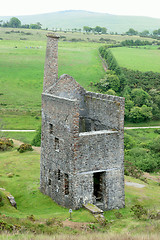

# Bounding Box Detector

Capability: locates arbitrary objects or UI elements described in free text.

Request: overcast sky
[0,0,160,19]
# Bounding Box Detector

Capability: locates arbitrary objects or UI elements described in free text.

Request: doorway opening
[93,172,105,203]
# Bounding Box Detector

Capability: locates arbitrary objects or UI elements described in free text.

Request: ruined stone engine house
[40,34,125,210]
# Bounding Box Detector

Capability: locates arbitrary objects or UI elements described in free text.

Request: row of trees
[125,28,160,37]
[83,26,107,34]
[0,17,42,29]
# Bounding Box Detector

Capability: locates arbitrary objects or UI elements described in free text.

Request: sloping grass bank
[0,145,160,236]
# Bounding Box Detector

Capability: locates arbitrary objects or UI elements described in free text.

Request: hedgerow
[98,45,160,122]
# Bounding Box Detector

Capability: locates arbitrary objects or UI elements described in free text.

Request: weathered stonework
[40,34,125,210]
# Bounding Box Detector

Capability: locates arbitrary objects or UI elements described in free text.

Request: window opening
[55,137,59,151]
[49,179,51,186]
[58,169,61,180]
[49,123,53,134]
[64,173,69,195]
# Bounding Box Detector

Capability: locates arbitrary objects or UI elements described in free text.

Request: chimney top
[46,33,59,39]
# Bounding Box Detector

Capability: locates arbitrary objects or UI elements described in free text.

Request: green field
[0,33,105,130]
[0,40,105,113]
[1,28,160,132]
[111,46,160,73]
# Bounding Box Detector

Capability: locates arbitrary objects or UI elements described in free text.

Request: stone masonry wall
[77,131,122,172]
[85,91,125,130]
[43,34,59,92]
[40,93,80,207]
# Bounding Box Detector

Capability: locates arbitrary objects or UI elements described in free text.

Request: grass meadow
[111,46,160,73]
[0,36,105,130]
[0,28,160,132]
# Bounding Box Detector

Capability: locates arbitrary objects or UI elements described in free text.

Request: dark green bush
[154,129,160,134]
[124,133,135,150]
[31,126,41,147]
[0,193,4,207]
[125,147,159,172]
[17,144,33,153]
[150,136,160,153]
[0,138,13,151]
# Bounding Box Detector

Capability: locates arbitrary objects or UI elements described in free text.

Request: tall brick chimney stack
[43,34,59,92]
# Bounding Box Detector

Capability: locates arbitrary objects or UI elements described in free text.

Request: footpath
[1,126,160,132]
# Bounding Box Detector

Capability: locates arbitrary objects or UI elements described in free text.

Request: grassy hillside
[0,144,160,236]
[0,31,105,129]
[0,28,159,130]
[1,10,160,33]
[110,46,160,72]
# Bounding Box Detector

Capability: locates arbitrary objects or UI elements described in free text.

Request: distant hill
[1,10,160,33]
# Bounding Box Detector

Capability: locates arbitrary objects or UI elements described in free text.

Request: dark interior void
[79,117,106,132]
[93,172,105,202]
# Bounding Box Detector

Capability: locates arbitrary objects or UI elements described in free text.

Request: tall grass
[0,233,160,240]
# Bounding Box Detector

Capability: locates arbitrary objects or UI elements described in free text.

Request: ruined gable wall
[85,92,125,130]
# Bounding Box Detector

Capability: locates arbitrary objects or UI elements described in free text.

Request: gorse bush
[17,143,33,153]
[131,204,147,219]
[0,138,13,151]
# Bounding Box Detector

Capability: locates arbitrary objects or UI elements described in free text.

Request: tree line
[0,17,42,29]
[125,28,160,39]
[83,26,107,34]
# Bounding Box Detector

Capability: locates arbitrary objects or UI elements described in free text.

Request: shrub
[0,138,13,151]
[27,214,36,222]
[17,144,33,153]
[31,126,41,147]
[154,129,160,134]
[150,136,160,153]
[124,133,135,149]
[125,147,159,172]
[124,160,144,180]
[131,204,147,219]
[129,105,152,123]
[0,193,4,207]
